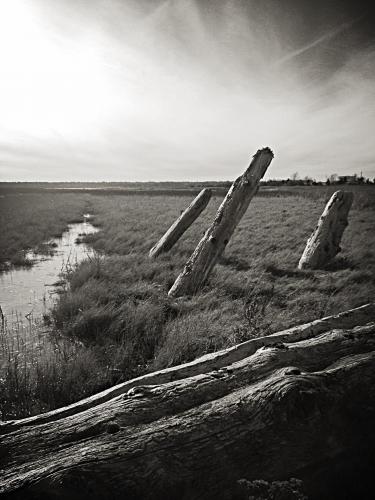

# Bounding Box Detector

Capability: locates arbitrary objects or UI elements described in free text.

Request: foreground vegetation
[0,316,113,419]
[0,185,374,419]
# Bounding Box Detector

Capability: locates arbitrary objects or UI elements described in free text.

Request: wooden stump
[1,304,374,500]
[168,148,274,297]
[298,190,353,270]
[149,188,212,258]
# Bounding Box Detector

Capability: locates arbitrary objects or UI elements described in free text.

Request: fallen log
[298,190,353,270]
[3,303,373,432]
[168,148,274,297]
[1,304,374,500]
[149,188,212,258]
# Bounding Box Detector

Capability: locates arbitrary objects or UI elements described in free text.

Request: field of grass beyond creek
[1,185,374,419]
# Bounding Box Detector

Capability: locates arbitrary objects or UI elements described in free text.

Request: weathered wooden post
[298,190,353,270]
[168,148,274,297]
[149,188,212,258]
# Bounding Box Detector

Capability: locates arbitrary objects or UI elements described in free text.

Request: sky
[0,0,374,182]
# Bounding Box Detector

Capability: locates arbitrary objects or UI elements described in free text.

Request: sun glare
[0,0,112,140]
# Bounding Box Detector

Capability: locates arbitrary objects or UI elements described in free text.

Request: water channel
[0,218,98,321]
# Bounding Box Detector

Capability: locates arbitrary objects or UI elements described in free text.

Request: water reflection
[0,221,98,319]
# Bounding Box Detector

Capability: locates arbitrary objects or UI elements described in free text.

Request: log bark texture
[168,148,274,297]
[149,188,212,258]
[298,190,353,270]
[1,304,374,500]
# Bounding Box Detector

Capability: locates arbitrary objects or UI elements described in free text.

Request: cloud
[275,17,363,66]
[0,0,374,181]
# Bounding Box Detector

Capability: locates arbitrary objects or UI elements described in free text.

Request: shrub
[235,478,307,500]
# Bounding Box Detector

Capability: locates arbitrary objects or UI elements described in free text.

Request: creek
[0,218,98,321]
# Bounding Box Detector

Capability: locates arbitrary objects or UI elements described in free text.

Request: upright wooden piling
[298,190,353,270]
[168,148,274,297]
[149,188,212,258]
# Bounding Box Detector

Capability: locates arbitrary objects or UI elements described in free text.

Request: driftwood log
[149,188,212,258]
[1,303,375,500]
[168,148,274,297]
[298,190,353,270]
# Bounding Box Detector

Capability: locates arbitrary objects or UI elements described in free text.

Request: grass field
[1,185,374,418]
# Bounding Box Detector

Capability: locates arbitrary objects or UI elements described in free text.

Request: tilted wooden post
[168,148,274,297]
[149,188,212,259]
[298,190,353,270]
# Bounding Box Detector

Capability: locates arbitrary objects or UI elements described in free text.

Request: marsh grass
[1,185,374,418]
[0,192,92,270]
[0,313,125,420]
[51,187,375,378]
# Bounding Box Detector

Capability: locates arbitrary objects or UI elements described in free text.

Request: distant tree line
[261,172,375,187]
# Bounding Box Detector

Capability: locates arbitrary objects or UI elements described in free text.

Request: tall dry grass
[0,313,134,420]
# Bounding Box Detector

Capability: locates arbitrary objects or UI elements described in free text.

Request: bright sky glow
[0,0,374,181]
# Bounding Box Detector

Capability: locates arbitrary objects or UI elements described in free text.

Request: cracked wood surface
[168,148,274,297]
[1,303,374,499]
